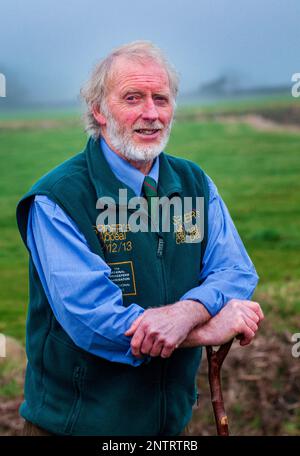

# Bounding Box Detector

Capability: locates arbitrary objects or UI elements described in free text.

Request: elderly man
[16,41,263,436]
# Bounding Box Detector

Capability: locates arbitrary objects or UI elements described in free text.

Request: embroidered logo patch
[108,261,137,296]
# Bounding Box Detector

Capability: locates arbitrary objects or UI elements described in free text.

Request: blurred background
[0,0,300,436]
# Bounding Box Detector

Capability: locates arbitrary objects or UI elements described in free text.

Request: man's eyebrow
[153,92,170,98]
[122,89,143,97]
[121,90,170,98]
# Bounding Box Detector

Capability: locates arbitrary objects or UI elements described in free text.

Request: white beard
[102,106,173,162]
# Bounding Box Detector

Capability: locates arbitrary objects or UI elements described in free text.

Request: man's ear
[92,105,106,126]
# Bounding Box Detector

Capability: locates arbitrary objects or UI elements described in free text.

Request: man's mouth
[134,129,161,135]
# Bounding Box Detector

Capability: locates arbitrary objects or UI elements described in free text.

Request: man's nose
[141,99,159,121]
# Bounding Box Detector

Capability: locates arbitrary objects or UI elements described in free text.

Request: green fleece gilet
[16,137,209,436]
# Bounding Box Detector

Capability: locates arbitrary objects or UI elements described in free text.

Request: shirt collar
[100,137,159,196]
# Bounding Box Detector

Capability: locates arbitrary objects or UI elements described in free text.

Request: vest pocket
[64,365,85,434]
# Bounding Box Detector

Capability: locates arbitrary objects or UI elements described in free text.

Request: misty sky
[0,0,299,104]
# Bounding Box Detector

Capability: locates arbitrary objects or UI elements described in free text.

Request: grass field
[0,99,300,344]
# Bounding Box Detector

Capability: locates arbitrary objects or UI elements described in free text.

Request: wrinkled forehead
[106,55,171,93]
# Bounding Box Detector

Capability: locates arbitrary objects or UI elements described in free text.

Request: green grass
[0,125,87,342]
[0,107,82,120]
[176,93,299,115]
[0,359,24,398]
[1,104,300,343]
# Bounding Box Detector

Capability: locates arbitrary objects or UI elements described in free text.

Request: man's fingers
[130,328,146,358]
[140,334,157,356]
[239,324,255,346]
[161,342,178,359]
[244,316,259,334]
[244,301,264,321]
[124,315,144,337]
[229,299,264,323]
[243,307,260,324]
[149,340,164,357]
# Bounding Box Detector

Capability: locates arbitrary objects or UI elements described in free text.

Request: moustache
[132,121,164,131]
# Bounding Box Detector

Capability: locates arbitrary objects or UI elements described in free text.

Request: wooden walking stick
[206,339,234,436]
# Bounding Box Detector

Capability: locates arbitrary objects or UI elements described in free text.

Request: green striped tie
[142,176,158,230]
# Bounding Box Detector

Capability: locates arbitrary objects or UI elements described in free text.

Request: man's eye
[155,96,168,104]
[126,95,139,102]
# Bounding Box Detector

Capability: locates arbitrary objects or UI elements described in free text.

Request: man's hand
[124,300,210,359]
[180,299,264,348]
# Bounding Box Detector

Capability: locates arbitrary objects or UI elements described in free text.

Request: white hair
[80,40,180,139]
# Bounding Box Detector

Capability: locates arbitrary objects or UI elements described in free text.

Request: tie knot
[142,176,158,199]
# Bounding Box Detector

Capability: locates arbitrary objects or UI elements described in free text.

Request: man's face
[98,56,174,162]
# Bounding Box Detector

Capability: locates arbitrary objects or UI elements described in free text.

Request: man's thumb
[124,315,143,336]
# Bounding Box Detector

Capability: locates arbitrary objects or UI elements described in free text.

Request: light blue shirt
[27,138,258,366]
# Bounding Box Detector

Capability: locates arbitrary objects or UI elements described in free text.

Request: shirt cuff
[125,347,152,366]
[180,287,224,317]
[124,306,152,366]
